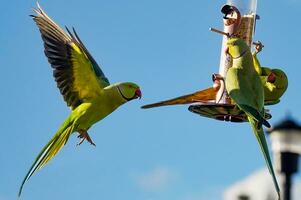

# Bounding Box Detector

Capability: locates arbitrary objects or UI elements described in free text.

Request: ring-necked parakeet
[252,45,288,105]
[19,4,141,196]
[225,37,280,199]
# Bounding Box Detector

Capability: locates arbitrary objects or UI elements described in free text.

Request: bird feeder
[189,0,261,122]
[218,0,257,79]
[142,0,273,123]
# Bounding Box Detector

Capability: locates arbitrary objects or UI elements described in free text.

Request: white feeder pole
[218,0,258,104]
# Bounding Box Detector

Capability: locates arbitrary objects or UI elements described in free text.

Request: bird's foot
[212,74,225,104]
[77,130,96,146]
[253,41,264,54]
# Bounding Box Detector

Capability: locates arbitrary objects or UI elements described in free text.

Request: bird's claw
[77,131,96,146]
[253,41,264,54]
[212,74,225,104]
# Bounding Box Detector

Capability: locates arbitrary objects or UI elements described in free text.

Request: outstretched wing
[31,3,110,110]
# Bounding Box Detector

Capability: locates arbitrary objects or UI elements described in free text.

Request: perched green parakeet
[225,38,280,199]
[19,4,141,196]
[253,52,288,105]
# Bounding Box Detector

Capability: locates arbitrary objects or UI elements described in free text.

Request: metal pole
[274,152,299,200]
[282,173,292,200]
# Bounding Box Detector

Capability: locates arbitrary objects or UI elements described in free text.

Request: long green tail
[18,118,74,197]
[248,117,280,199]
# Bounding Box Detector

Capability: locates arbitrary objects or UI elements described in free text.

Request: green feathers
[19,118,74,196]
[20,3,287,200]
[248,117,280,198]
[19,4,141,197]
[253,53,288,105]
[225,38,280,199]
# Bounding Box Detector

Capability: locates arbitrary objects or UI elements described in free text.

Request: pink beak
[267,72,276,83]
[135,88,142,99]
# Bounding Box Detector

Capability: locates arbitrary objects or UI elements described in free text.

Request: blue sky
[1,0,301,199]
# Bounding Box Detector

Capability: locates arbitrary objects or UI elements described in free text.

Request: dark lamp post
[268,118,301,200]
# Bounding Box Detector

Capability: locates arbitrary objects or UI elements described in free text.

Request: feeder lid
[221,4,235,15]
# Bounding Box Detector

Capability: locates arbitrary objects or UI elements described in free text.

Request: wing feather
[141,87,217,109]
[31,4,110,109]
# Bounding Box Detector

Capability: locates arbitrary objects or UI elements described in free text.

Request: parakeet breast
[226,66,264,111]
[71,88,126,131]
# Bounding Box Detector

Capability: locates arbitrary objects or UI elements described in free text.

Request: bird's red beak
[135,88,142,99]
[267,72,276,83]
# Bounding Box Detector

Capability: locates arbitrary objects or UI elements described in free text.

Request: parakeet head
[116,82,142,101]
[225,38,250,59]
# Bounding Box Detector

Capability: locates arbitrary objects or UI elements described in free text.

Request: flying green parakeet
[19,4,141,196]
[253,51,288,105]
[225,38,280,199]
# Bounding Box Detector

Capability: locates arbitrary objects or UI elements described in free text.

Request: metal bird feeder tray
[189,0,263,122]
